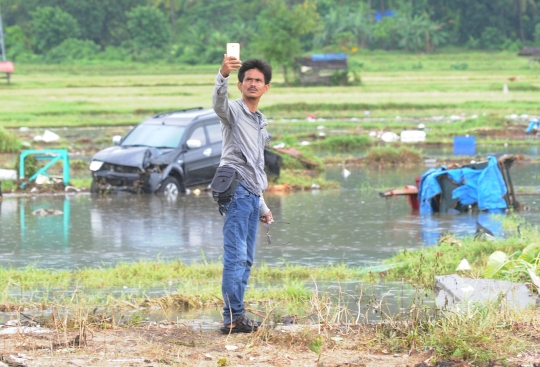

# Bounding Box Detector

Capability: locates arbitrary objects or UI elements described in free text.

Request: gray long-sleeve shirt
[212,71,270,215]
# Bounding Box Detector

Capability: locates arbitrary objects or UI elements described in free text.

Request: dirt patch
[4,323,540,367]
[0,324,433,367]
[2,322,539,367]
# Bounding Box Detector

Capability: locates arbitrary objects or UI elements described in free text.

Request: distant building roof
[298,54,348,70]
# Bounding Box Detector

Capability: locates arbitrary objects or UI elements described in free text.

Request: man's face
[238,68,270,100]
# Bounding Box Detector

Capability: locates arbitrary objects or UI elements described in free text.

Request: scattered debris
[65,185,81,192]
[33,130,60,143]
[456,259,472,272]
[380,131,399,143]
[35,174,51,185]
[0,169,17,180]
[435,274,537,311]
[401,130,426,143]
[31,208,63,216]
[0,326,52,335]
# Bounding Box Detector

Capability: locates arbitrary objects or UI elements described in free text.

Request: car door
[205,120,223,175]
[182,124,214,186]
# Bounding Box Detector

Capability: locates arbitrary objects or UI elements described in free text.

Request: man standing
[212,56,274,333]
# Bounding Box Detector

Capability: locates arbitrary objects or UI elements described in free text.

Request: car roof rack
[152,107,204,118]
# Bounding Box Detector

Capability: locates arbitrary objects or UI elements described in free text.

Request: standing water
[1,161,540,327]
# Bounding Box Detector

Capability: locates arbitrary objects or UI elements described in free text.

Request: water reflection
[1,162,540,269]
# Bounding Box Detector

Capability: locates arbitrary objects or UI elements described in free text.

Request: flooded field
[2,162,540,270]
[1,154,540,327]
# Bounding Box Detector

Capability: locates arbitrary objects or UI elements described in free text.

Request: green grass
[0,127,22,153]
[383,215,534,288]
[365,145,423,166]
[1,50,539,128]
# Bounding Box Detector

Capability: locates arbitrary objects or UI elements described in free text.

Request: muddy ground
[1,322,537,367]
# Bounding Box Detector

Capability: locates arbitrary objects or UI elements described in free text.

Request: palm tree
[397,14,426,51]
[315,7,347,48]
[423,19,448,52]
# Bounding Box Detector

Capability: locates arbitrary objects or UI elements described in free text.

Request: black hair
[238,59,272,85]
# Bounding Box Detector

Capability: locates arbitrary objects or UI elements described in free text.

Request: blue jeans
[222,184,260,325]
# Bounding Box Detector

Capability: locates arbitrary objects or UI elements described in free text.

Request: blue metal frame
[19,149,70,184]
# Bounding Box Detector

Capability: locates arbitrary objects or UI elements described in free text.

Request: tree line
[1,0,539,69]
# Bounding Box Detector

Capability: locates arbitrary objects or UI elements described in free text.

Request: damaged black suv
[89,107,281,199]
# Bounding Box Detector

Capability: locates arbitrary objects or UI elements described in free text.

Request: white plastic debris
[35,174,51,185]
[400,130,426,143]
[299,141,310,146]
[527,269,540,290]
[456,258,472,271]
[193,188,201,196]
[0,169,17,180]
[0,326,51,335]
[273,142,286,149]
[34,130,60,143]
[503,83,508,94]
[311,183,320,189]
[32,208,63,216]
[341,168,351,179]
[380,132,399,143]
[225,345,239,351]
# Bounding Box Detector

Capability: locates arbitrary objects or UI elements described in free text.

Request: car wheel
[158,176,181,200]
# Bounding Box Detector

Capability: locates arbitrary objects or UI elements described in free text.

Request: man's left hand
[260,211,274,224]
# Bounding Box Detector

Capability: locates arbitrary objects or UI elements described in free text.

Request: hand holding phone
[226,43,240,60]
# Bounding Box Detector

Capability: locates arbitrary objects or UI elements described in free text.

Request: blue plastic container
[453,136,476,155]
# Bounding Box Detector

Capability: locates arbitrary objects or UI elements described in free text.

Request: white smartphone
[226,43,240,60]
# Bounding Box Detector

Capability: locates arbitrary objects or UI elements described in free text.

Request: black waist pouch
[210,166,242,215]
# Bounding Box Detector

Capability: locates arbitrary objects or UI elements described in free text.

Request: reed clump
[0,127,22,153]
[365,145,422,166]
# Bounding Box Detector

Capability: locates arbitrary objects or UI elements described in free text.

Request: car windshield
[121,125,186,149]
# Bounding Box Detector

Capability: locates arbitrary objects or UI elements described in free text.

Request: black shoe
[220,315,260,334]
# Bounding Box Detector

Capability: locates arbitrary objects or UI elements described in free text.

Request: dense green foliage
[1,0,539,71]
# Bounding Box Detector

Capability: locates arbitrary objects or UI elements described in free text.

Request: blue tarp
[418,156,508,214]
[526,119,540,134]
[375,10,396,21]
[311,53,347,62]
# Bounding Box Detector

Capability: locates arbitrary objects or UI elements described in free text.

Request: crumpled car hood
[92,146,163,169]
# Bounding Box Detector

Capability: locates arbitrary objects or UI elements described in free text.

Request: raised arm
[212,55,242,125]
